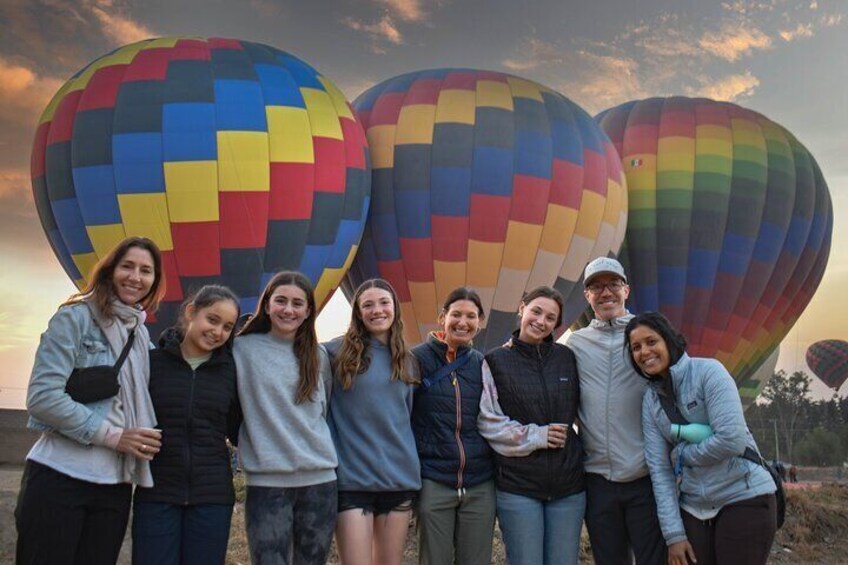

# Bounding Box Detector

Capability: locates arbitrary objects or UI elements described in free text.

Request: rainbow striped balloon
[595,97,833,405]
[31,37,370,331]
[343,69,627,350]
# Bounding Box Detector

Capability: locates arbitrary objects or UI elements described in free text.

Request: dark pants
[245,481,337,565]
[682,493,776,565]
[585,473,666,565]
[15,460,132,565]
[132,501,234,565]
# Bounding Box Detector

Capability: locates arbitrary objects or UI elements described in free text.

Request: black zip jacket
[412,334,494,489]
[134,328,241,506]
[484,331,584,500]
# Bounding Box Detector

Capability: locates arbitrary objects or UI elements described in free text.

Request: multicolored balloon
[31,37,370,331]
[595,97,833,405]
[343,69,627,350]
[806,340,848,391]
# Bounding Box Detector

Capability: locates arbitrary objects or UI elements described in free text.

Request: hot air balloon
[595,97,832,406]
[342,69,627,350]
[31,37,370,333]
[806,340,848,391]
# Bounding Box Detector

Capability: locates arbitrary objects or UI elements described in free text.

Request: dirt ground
[2,464,846,564]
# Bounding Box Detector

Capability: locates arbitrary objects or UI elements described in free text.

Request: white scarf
[87,300,157,487]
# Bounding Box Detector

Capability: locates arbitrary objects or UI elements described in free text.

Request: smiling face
[584,273,630,321]
[628,324,671,378]
[111,246,156,306]
[181,299,239,358]
[518,296,560,345]
[440,299,481,349]
[266,284,311,340]
[357,287,395,342]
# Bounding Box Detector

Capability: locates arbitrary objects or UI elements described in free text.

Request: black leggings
[682,493,777,565]
[15,460,132,565]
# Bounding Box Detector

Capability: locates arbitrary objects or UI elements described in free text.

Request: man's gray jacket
[566,312,649,482]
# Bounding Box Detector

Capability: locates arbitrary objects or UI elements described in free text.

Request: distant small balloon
[806,340,848,391]
[343,68,627,350]
[30,37,370,335]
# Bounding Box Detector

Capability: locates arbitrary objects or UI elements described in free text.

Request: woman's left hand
[115,428,162,461]
[668,540,696,564]
[546,424,567,449]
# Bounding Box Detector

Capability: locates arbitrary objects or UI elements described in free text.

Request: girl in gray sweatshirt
[235,271,338,565]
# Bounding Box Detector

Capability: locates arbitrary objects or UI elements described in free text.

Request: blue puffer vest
[411,334,494,489]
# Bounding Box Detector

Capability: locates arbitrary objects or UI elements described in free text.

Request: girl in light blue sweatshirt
[326,278,420,565]
[235,271,337,565]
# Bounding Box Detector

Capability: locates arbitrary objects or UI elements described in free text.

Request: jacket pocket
[78,338,111,366]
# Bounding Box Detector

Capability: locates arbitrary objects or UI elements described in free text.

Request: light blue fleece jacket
[235,333,337,488]
[325,337,421,492]
[642,353,775,546]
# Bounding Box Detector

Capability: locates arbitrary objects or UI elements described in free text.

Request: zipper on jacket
[184,366,197,505]
[536,344,555,499]
[452,371,466,491]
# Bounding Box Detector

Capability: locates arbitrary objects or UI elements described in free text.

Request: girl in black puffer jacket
[132,285,242,565]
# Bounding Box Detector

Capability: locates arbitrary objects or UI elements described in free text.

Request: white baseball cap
[583,257,627,286]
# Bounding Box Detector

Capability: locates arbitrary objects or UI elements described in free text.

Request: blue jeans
[496,489,586,565]
[131,502,233,565]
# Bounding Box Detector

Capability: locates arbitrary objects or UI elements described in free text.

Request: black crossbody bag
[65,329,136,404]
[657,380,785,529]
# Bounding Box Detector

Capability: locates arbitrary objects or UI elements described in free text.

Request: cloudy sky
[1,0,846,408]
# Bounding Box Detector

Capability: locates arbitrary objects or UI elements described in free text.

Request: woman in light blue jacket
[625,312,776,565]
[17,236,166,564]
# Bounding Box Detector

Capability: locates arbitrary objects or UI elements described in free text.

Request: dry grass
[769,484,848,563]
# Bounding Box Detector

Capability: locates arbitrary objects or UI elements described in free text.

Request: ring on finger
[141,444,147,452]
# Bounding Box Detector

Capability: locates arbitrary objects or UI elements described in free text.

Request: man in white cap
[566,257,665,565]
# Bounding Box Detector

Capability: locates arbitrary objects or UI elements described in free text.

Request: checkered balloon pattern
[595,97,833,406]
[806,340,848,391]
[342,69,627,350]
[31,37,370,333]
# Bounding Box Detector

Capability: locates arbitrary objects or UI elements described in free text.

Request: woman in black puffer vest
[411,287,495,565]
[478,286,585,565]
[132,285,242,565]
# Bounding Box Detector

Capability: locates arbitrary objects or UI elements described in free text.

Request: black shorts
[338,490,418,515]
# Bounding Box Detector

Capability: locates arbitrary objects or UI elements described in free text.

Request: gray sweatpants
[417,478,496,565]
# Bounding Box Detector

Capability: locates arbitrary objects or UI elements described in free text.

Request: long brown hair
[238,271,320,404]
[63,236,165,322]
[334,278,417,390]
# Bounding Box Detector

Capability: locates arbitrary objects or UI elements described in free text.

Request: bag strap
[658,377,690,425]
[111,329,136,372]
[421,350,472,390]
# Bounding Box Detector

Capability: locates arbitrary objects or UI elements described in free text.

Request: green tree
[794,427,845,466]
[759,370,813,461]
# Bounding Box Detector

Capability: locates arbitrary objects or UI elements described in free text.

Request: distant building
[0,409,37,465]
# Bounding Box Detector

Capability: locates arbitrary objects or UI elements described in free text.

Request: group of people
[15,236,778,565]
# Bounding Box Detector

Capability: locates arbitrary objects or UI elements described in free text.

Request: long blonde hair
[334,279,417,390]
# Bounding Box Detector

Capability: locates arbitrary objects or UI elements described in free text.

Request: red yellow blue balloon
[30,37,370,331]
[343,69,627,350]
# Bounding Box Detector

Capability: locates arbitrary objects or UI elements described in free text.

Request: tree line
[746,370,848,466]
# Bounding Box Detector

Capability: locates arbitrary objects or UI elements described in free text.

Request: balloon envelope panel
[343,69,626,350]
[595,97,832,404]
[806,339,848,390]
[31,37,370,333]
